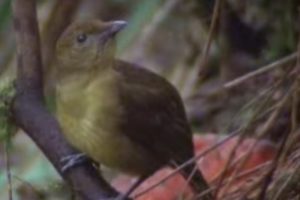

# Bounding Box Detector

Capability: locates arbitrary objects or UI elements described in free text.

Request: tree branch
[12,0,118,199]
[42,0,81,95]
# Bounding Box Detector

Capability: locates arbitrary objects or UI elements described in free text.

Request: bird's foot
[60,153,87,173]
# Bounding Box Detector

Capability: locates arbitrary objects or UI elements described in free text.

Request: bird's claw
[60,153,87,173]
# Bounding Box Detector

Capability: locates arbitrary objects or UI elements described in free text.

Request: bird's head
[55,19,127,71]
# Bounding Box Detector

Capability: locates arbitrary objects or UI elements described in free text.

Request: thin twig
[257,136,287,200]
[218,90,282,197]
[272,164,300,200]
[134,128,241,198]
[198,0,222,76]
[182,0,223,98]
[279,90,300,165]
[279,36,300,167]
[216,140,262,196]
[214,86,277,198]
[194,161,271,200]
[266,37,300,199]
[237,170,270,200]
[188,52,296,106]
[256,85,294,200]
[224,52,297,89]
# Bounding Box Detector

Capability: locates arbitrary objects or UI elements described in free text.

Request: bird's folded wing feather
[113,60,194,163]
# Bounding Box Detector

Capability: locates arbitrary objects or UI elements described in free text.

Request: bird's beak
[98,20,127,44]
[108,20,127,36]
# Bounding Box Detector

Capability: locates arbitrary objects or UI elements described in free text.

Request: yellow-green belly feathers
[56,72,154,175]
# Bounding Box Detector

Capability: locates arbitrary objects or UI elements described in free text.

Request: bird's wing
[113,60,194,164]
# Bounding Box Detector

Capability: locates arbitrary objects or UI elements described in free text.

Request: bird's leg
[170,160,213,200]
[60,153,88,172]
[113,174,149,200]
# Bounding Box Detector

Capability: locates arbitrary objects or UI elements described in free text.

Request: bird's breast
[56,76,157,175]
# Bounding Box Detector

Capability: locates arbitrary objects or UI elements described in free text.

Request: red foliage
[112,134,276,200]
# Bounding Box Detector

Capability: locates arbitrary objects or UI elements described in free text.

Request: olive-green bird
[54,19,212,200]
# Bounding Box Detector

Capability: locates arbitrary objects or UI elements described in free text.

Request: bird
[54,19,213,200]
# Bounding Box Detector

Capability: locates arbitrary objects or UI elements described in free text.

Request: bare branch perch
[12,0,118,199]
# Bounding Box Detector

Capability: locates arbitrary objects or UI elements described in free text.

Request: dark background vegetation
[0,0,299,199]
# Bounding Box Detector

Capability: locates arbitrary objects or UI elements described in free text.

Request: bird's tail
[180,162,213,200]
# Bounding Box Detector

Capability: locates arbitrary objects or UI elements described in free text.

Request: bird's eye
[76,34,87,43]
